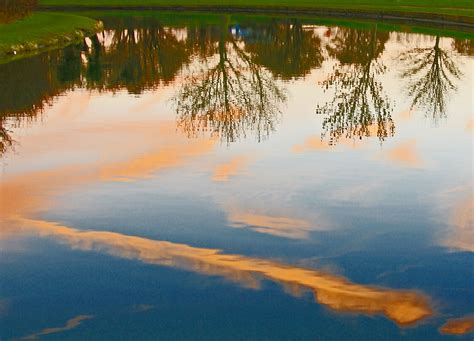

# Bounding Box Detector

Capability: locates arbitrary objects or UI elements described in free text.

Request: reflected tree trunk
[0,117,14,156]
[399,35,462,123]
[82,23,192,93]
[316,25,394,145]
[174,17,286,144]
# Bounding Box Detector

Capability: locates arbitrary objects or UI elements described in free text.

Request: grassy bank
[82,10,474,40]
[38,0,474,22]
[0,12,101,62]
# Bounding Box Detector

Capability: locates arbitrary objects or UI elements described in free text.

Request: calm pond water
[0,13,473,340]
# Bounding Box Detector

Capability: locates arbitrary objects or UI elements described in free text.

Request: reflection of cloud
[466,119,474,132]
[52,90,92,121]
[439,315,474,335]
[100,140,215,182]
[397,109,414,122]
[376,265,421,280]
[228,212,315,239]
[21,315,94,340]
[0,134,214,231]
[212,156,251,182]
[131,304,154,313]
[386,140,422,168]
[292,130,373,153]
[14,217,433,326]
[292,136,361,153]
[292,137,331,153]
[328,182,381,204]
[443,196,474,252]
[129,90,169,114]
[0,166,95,230]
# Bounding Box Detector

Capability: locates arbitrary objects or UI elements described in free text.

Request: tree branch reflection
[0,0,36,23]
[244,19,324,80]
[0,18,470,156]
[452,38,474,56]
[174,19,286,144]
[316,26,394,145]
[0,117,14,155]
[399,36,462,123]
[82,22,191,93]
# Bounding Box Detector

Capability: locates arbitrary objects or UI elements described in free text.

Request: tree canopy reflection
[399,36,462,122]
[0,51,80,156]
[0,117,13,155]
[0,0,36,23]
[452,38,474,56]
[316,26,394,145]
[83,25,191,94]
[174,19,286,143]
[244,19,324,80]
[0,18,469,155]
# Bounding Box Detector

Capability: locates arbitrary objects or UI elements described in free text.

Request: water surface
[0,13,473,340]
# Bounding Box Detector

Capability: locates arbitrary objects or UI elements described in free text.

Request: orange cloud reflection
[228,212,315,239]
[386,140,422,168]
[0,166,95,228]
[292,137,331,153]
[212,156,251,182]
[15,217,433,327]
[21,315,94,340]
[292,134,366,153]
[100,140,215,182]
[467,119,474,132]
[439,315,474,335]
[0,133,215,230]
[397,109,414,122]
[443,196,474,252]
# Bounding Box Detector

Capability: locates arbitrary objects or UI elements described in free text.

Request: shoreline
[1,5,473,64]
[0,12,103,64]
[38,5,474,30]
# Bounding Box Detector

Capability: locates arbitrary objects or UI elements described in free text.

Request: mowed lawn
[39,0,474,19]
[0,12,98,57]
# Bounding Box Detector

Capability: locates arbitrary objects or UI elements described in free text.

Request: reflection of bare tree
[0,19,193,157]
[185,25,221,59]
[452,38,474,56]
[0,49,78,118]
[244,19,324,80]
[316,26,394,144]
[0,50,78,156]
[174,20,286,143]
[0,0,36,23]
[0,118,14,156]
[399,36,462,122]
[83,25,191,93]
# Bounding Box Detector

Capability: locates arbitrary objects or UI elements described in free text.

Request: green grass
[0,12,100,61]
[38,0,474,20]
